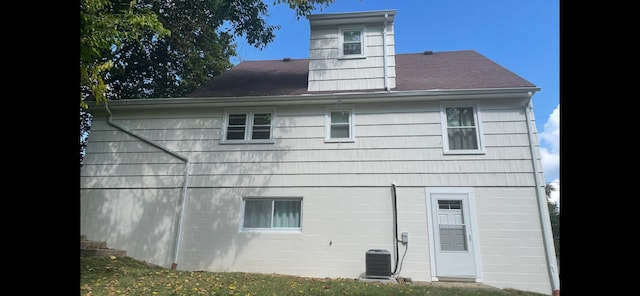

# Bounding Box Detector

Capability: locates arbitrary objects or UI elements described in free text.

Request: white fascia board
[308,10,396,27]
[92,87,540,111]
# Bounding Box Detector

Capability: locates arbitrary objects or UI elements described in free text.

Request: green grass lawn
[80,256,547,296]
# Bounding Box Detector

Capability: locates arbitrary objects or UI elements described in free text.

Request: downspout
[391,183,399,274]
[104,104,190,270]
[382,13,389,91]
[523,95,560,296]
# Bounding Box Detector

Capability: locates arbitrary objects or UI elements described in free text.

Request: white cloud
[539,105,560,182]
[539,105,560,210]
[540,148,559,183]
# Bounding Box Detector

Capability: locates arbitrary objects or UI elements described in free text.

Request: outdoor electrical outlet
[401,232,408,244]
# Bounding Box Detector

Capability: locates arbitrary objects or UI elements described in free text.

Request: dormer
[306,10,396,92]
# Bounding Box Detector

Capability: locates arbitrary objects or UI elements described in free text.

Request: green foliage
[81,256,547,296]
[80,108,93,167]
[80,0,336,102]
[80,0,170,106]
[276,0,336,18]
[545,183,560,258]
[105,0,241,99]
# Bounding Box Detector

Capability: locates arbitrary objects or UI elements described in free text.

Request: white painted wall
[80,188,182,267]
[80,97,553,295]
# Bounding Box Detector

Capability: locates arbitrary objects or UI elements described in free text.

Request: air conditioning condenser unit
[365,249,391,279]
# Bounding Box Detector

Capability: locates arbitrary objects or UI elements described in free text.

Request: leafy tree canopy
[80,0,170,107]
[545,183,560,257]
[80,0,335,105]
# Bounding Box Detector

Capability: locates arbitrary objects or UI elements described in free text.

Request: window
[325,106,355,142]
[339,28,365,58]
[222,110,274,143]
[441,103,484,154]
[242,198,302,231]
[437,200,467,251]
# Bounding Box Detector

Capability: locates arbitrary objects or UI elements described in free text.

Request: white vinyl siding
[242,198,302,231]
[81,100,536,190]
[221,110,274,144]
[308,25,396,92]
[441,102,485,154]
[325,106,355,142]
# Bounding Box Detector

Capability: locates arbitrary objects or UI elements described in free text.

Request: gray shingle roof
[188,50,535,98]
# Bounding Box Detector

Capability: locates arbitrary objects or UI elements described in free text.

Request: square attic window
[340,28,365,58]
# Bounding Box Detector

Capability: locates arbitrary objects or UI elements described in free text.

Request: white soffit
[307,10,396,26]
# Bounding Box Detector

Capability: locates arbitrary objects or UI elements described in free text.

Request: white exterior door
[426,188,481,281]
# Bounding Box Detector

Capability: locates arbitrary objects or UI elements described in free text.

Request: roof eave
[88,87,539,111]
[307,10,396,26]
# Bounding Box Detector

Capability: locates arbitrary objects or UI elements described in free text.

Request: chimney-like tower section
[306,10,397,92]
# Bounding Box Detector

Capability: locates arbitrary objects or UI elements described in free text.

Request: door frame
[425,187,483,282]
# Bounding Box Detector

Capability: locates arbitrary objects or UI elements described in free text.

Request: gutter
[307,9,396,27]
[523,94,560,296]
[103,103,191,270]
[92,88,540,110]
[383,13,389,91]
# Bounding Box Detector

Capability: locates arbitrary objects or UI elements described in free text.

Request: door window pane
[439,200,462,209]
[438,200,467,251]
[439,225,468,251]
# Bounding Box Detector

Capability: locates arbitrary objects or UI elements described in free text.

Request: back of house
[80,9,559,295]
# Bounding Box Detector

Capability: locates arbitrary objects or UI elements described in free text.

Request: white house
[80,10,560,295]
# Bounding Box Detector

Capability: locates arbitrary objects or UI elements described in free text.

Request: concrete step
[81,248,127,258]
[81,240,107,249]
[80,234,127,258]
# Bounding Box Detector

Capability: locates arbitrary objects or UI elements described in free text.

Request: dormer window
[340,27,365,58]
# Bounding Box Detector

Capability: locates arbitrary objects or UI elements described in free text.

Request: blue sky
[232,0,560,206]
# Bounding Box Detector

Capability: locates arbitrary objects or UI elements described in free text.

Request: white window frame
[325,105,355,142]
[240,197,303,232]
[221,109,275,144]
[440,102,485,154]
[339,27,366,59]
